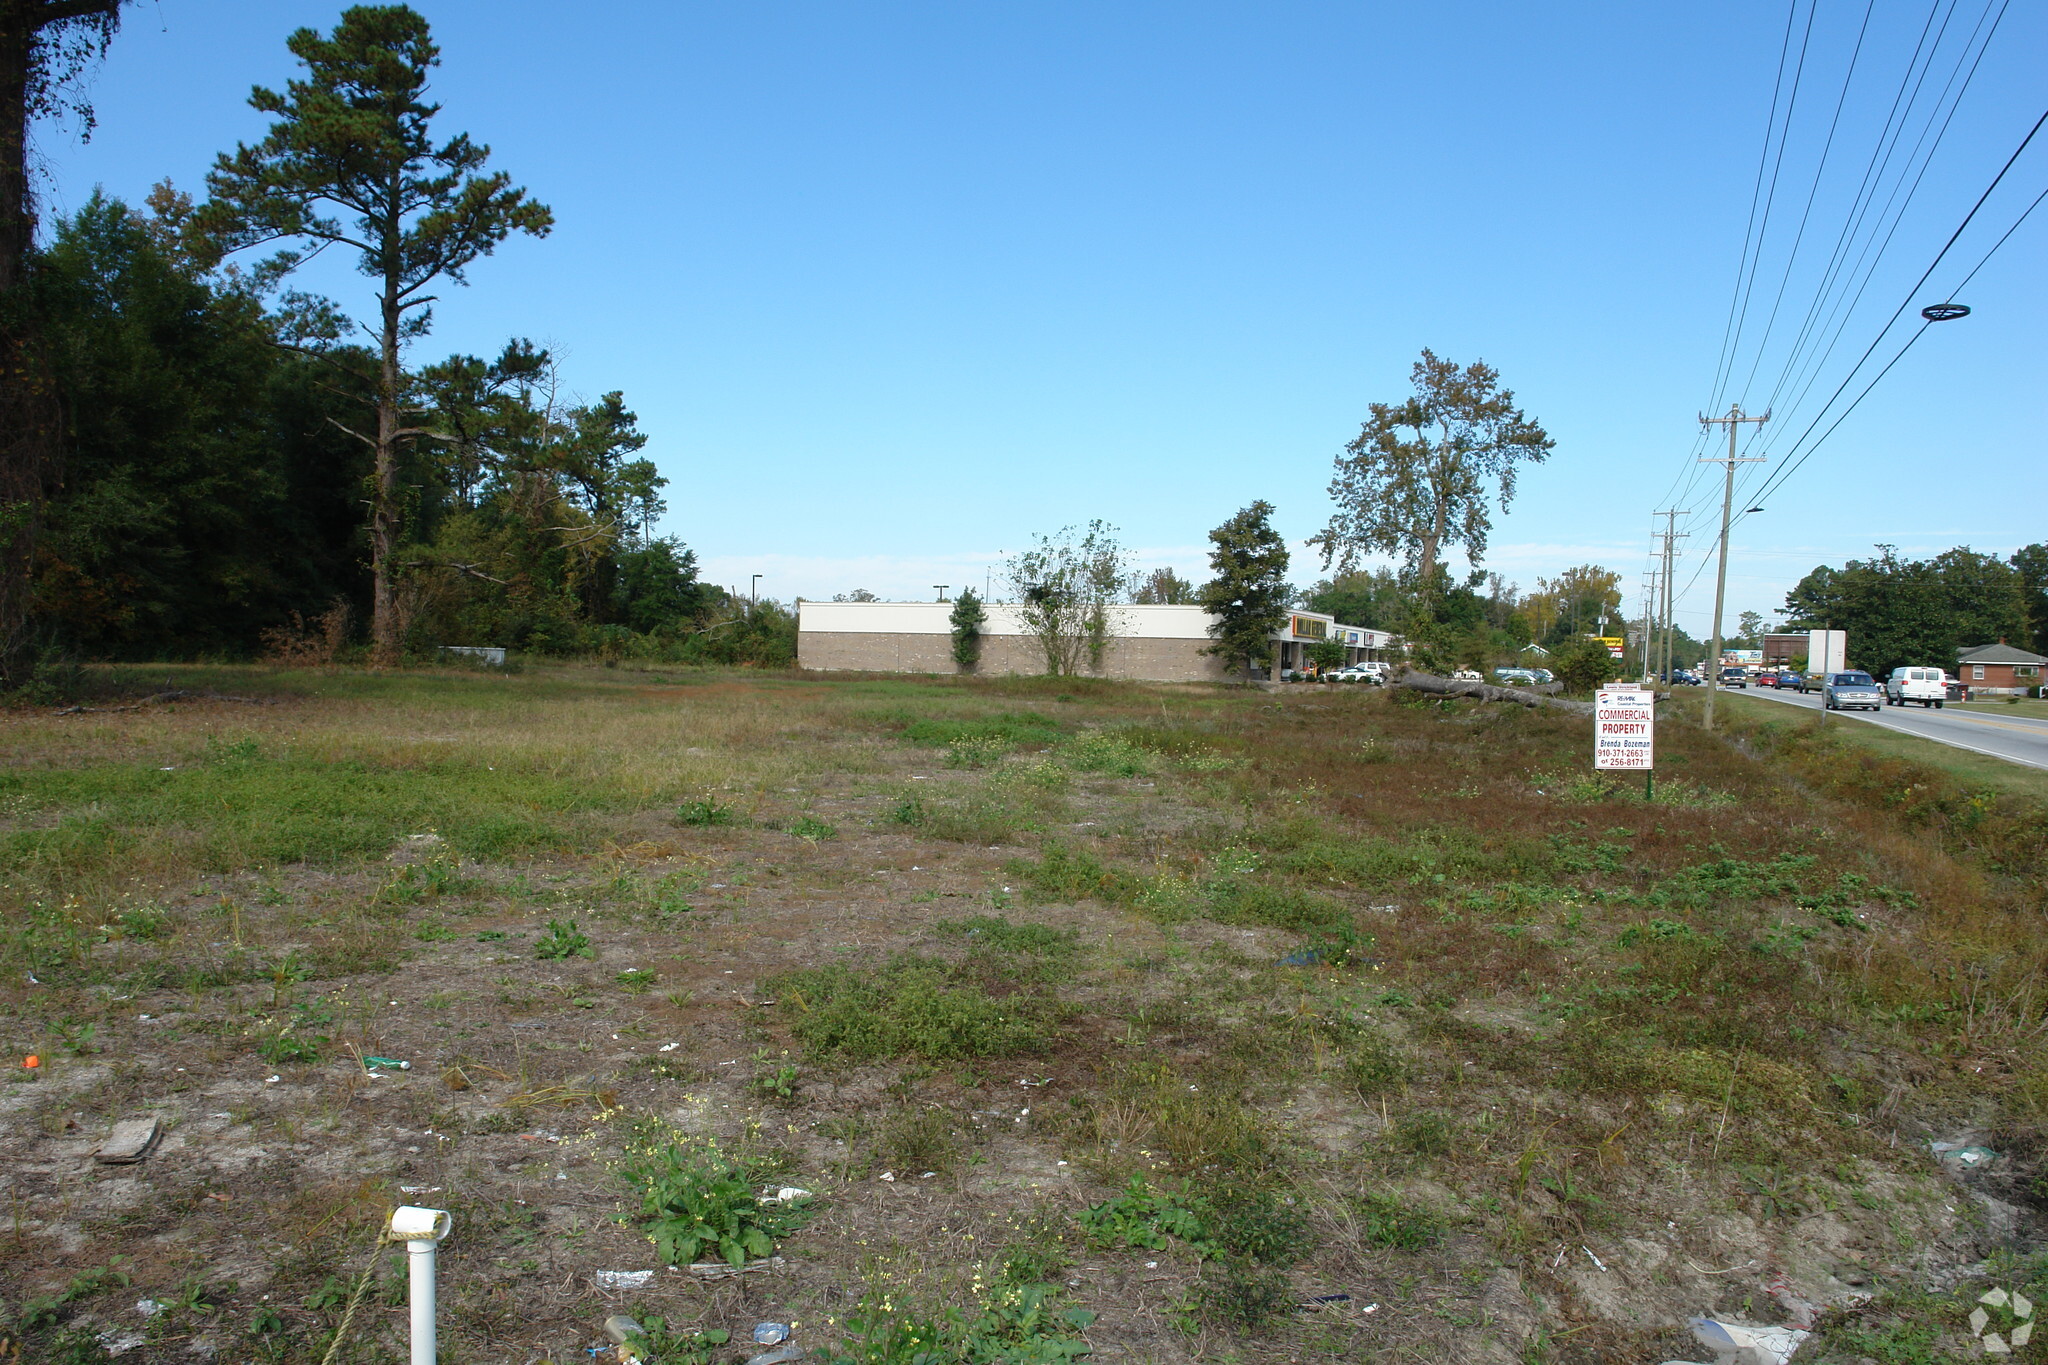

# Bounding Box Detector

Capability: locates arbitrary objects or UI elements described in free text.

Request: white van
[1886,666,1946,709]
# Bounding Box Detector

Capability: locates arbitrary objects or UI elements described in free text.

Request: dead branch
[403,559,512,586]
[53,690,276,715]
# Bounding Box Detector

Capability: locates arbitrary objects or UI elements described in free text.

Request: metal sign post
[1595,683,1656,799]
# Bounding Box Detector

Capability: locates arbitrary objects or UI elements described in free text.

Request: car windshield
[1834,673,1874,685]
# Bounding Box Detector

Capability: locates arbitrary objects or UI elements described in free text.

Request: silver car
[1822,670,1884,711]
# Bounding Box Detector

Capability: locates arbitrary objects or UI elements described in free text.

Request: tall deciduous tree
[1198,501,1290,683]
[2013,543,2048,656]
[1005,520,1132,676]
[0,0,124,683]
[1310,349,1552,588]
[199,4,551,664]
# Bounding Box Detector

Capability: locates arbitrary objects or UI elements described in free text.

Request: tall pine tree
[1199,501,1291,683]
[198,5,551,664]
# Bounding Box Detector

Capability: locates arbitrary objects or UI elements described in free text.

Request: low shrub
[1355,1190,1442,1249]
[616,1137,811,1268]
[535,918,594,960]
[675,797,736,827]
[902,713,1064,750]
[771,957,1058,1062]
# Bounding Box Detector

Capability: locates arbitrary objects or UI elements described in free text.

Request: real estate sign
[1594,684,1654,771]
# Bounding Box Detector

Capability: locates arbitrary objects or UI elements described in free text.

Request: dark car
[1823,670,1884,711]
[1718,667,1748,688]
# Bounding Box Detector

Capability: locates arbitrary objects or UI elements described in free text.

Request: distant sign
[1594,684,1654,771]
[1592,635,1626,659]
[1722,649,1763,665]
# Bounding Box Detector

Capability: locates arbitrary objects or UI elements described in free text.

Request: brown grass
[0,664,2041,1362]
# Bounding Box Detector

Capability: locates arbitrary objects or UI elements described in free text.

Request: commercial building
[1955,641,2047,697]
[796,601,1393,682]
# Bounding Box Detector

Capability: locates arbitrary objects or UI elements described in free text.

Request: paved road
[1735,684,2048,772]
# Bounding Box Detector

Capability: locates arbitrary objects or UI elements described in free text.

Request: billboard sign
[1594,684,1654,771]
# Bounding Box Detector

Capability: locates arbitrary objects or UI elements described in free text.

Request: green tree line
[1783,544,2048,680]
[4,4,795,675]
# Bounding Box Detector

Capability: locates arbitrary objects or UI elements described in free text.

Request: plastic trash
[1663,1317,1809,1365]
[743,1347,803,1365]
[1280,947,1322,966]
[603,1313,643,1344]
[754,1322,791,1345]
[759,1186,812,1204]
[362,1056,411,1072]
[592,1270,655,1291]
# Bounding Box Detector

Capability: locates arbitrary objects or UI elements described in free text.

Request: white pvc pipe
[389,1206,451,1365]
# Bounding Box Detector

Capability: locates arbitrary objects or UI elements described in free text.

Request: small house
[1954,641,2047,697]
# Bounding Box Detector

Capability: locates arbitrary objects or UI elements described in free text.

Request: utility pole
[1697,406,1767,731]
[1653,509,1689,690]
[1638,565,1660,681]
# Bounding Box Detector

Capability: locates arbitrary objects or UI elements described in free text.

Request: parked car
[1718,667,1748,688]
[1885,666,1947,709]
[1823,670,1885,711]
[1493,667,1537,685]
[1530,669,1555,684]
[1328,666,1383,685]
[1451,669,1484,682]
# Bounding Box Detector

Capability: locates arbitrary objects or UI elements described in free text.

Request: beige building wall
[799,629,1241,682]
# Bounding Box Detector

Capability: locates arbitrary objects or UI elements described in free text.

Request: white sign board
[1594,685,1654,771]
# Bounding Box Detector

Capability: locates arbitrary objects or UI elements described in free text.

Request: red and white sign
[1594,684,1654,771]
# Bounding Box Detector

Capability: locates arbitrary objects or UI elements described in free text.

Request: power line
[1748,0,1976,423]
[1741,173,2048,513]
[1709,0,1821,420]
[1701,0,1807,422]
[1732,0,1879,408]
[1747,0,2010,451]
[1744,102,2048,505]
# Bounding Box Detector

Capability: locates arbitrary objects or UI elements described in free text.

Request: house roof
[1956,642,2048,666]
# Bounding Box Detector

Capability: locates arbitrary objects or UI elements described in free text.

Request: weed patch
[770,957,1060,1062]
[615,1133,811,1268]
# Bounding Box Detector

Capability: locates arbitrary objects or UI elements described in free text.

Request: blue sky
[33,1,2046,634]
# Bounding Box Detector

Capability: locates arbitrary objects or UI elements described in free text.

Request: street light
[934,585,950,602]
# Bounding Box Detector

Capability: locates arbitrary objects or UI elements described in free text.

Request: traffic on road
[1742,681,2048,772]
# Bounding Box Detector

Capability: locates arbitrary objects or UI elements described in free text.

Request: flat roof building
[796,601,1393,682]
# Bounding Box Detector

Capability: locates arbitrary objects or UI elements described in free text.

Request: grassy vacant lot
[1723,691,2048,801]
[3,664,2048,1364]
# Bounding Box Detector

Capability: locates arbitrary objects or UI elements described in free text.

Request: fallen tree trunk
[53,689,274,716]
[1393,670,1595,716]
